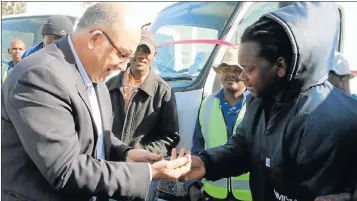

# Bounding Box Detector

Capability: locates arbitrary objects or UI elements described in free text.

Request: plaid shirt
[122,68,149,111]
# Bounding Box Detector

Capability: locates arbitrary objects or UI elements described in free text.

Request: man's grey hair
[74,2,141,51]
[76,2,129,30]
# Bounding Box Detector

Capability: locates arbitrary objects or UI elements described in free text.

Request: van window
[149,2,240,89]
[154,25,218,73]
[1,15,77,63]
[155,33,175,70]
[1,17,48,62]
[235,2,280,44]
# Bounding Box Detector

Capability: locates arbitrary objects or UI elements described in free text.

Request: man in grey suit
[1,3,191,201]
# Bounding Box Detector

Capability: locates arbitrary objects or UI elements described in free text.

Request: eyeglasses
[89,29,133,62]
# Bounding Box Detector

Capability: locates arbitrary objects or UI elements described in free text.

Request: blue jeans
[146,180,160,201]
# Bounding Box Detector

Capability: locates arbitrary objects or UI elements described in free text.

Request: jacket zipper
[219,101,245,197]
[119,87,138,142]
[228,178,232,193]
[219,104,234,195]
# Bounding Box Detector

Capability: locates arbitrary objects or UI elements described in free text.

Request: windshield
[149,2,239,89]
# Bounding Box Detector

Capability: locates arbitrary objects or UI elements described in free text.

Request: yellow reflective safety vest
[199,94,252,200]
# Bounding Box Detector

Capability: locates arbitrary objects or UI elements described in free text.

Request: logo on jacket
[274,189,297,201]
[266,157,270,167]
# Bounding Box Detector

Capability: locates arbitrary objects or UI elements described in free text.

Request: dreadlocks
[241,17,293,71]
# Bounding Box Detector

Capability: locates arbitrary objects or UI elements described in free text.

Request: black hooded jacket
[199,2,357,201]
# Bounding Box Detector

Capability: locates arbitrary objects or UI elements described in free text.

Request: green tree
[1,2,26,16]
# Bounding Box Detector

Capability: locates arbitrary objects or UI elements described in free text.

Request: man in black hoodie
[181,2,357,201]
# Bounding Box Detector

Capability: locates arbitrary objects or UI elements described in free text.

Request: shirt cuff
[145,163,154,201]
[148,163,152,181]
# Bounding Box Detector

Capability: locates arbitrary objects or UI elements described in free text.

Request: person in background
[307,53,357,201]
[328,52,355,96]
[186,46,252,201]
[107,30,180,201]
[21,15,73,59]
[2,39,26,84]
[106,30,180,156]
[2,3,191,201]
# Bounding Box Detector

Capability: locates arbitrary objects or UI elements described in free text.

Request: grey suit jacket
[1,36,151,201]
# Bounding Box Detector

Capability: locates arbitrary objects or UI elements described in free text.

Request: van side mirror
[141,22,152,30]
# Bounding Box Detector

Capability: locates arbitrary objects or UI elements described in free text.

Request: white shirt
[67,36,152,199]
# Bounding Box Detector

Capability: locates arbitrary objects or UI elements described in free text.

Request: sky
[25,2,175,27]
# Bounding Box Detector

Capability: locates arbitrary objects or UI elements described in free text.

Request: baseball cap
[331,52,355,79]
[42,15,74,37]
[213,45,242,73]
[138,30,157,54]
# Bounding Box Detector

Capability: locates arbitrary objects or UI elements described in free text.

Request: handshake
[126,148,206,181]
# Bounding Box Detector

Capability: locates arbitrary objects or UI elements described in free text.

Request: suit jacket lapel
[76,83,94,117]
[76,83,99,158]
[55,35,95,119]
[95,84,110,129]
[95,83,113,158]
[55,36,98,153]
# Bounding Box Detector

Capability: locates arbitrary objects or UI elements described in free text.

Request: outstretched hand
[179,155,206,182]
[151,148,191,181]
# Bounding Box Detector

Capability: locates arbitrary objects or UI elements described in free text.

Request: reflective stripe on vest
[199,94,251,200]
[207,179,249,190]
[2,65,9,84]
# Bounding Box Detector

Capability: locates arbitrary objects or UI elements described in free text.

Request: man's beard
[260,75,287,101]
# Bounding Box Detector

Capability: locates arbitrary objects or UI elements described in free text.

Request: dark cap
[138,30,157,54]
[42,15,74,37]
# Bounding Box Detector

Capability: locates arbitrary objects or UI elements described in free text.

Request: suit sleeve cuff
[184,180,202,190]
[111,145,133,161]
[199,151,211,179]
[144,163,153,201]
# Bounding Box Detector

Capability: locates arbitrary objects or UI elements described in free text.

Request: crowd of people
[1,2,357,201]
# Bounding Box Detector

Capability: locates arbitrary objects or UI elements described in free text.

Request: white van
[147,1,357,151]
[2,2,356,152]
